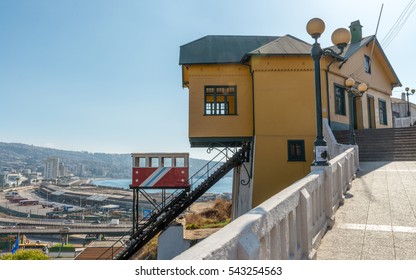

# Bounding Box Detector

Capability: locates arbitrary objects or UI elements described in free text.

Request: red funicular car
[130,153,189,189]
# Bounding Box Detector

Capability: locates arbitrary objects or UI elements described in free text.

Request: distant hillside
[0,142,229,179]
[0,142,131,178]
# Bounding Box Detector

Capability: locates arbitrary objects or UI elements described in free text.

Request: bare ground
[183,200,221,240]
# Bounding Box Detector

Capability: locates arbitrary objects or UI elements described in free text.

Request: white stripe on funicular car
[140,167,171,187]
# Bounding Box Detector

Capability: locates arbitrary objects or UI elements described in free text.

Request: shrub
[0,250,49,260]
[49,247,75,253]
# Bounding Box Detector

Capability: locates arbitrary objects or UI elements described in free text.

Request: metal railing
[96,143,250,260]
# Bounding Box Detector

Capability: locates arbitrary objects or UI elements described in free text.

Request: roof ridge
[284,34,312,46]
[246,35,286,54]
[246,34,312,56]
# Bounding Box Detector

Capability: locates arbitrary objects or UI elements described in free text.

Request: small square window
[288,140,305,162]
[161,157,172,167]
[150,157,159,167]
[175,157,185,167]
[204,85,237,115]
[135,157,147,167]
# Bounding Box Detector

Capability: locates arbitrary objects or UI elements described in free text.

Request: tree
[0,250,49,260]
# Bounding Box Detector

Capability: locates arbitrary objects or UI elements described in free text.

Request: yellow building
[179,21,401,208]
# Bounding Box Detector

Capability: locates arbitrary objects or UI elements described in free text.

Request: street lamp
[307,18,351,166]
[345,78,368,145]
[403,87,415,117]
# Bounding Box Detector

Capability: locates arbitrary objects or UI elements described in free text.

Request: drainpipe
[249,64,255,178]
[243,62,255,184]
[251,67,256,137]
[242,63,255,137]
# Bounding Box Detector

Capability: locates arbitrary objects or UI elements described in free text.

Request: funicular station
[96,145,250,260]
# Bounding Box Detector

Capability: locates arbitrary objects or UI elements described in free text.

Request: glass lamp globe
[331,28,351,48]
[307,18,325,39]
[358,83,368,93]
[345,78,355,88]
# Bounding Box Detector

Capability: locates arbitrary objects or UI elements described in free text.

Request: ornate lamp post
[306,18,351,166]
[404,87,415,117]
[345,78,368,145]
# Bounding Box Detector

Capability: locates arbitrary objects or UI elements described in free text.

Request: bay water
[92,176,233,194]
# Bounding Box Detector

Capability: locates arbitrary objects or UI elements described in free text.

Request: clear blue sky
[1,0,415,159]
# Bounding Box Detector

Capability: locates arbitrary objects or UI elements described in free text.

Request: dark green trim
[364,55,372,74]
[334,84,347,116]
[190,137,253,148]
[378,98,388,125]
[287,140,306,162]
[204,85,237,116]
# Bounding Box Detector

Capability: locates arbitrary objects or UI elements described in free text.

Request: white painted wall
[231,161,252,219]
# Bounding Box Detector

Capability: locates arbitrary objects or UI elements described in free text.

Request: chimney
[402,92,406,101]
[349,20,363,43]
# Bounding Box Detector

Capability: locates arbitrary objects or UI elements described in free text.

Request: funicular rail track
[96,143,250,260]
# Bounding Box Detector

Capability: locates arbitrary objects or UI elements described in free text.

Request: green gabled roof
[341,35,375,59]
[179,35,279,65]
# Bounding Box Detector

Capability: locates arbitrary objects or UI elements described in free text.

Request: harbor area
[0,181,231,259]
[0,183,226,222]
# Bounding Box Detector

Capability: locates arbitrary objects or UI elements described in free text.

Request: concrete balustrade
[393,116,416,127]
[174,148,357,260]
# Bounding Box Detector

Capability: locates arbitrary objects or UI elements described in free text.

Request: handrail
[174,147,357,260]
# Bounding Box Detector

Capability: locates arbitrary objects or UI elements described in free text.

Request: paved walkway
[317,161,416,260]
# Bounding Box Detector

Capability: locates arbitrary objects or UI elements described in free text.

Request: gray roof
[179,34,401,87]
[247,35,311,56]
[179,35,279,65]
[342,35,375,59]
